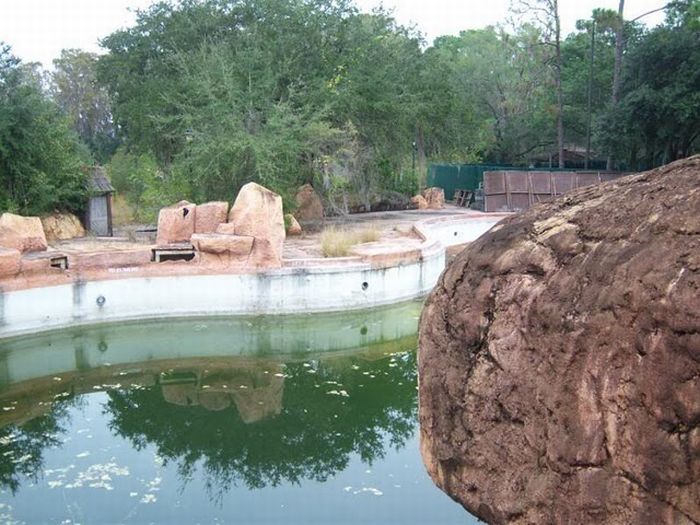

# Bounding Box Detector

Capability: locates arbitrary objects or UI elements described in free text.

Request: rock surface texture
[41,213,85,241]
[0,213,48,252]
[294,183,324,222]
[423,187,445,209]
[156,201,196,245]
[229,183,285,265]
[411,194,429,210]
[285,214,302,236]
[194,201,228,234]
[419,156,700,525]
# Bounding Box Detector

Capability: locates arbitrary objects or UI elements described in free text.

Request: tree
[563,9,618,167]
[51,49,118,162]
[512,0,565,167]
[606,0,626,170]
[0,44,89,215]
[597,1,700,168]
[98,0,427,210]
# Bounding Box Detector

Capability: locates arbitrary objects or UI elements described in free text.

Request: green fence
[426,163,583,200]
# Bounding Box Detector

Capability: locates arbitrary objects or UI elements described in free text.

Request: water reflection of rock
[160,365,284,423]
[0,333,417,497]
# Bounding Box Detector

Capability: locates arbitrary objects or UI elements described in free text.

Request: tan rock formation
[194,201,228,234]
[190,233,254,257]
[0,213,48,253]
[285,214,302,236]
[422,187,445,209]
[411,194,429,209]
[228,183,285,265]
[215,222,236,235]
[419,156,700,524]
[156,201,196,245]
[0,247,21,277]
[294,183,324,221]
[41,213,85,241]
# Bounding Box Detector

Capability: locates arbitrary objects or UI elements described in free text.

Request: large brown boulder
[194,201,228,234]
[228,183,285,265]
[156,201,196,245]
[0,213,48,253]
[419,156,700,524]
[41,213,85,241]
[422,187,445,209]
[294,183,324,222]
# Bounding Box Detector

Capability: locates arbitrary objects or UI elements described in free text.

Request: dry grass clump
[353,224,381,243]
[320,224,381,257]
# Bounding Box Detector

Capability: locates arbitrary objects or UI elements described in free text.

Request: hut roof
[88,167,115,194]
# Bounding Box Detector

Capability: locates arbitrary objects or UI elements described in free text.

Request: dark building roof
[88,166,115,194]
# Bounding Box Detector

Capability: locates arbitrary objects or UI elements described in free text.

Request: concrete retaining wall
[0,214,505,338]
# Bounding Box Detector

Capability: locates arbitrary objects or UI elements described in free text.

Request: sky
[0,0,668,68]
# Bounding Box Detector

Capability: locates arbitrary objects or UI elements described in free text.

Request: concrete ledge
[0,212,506,338]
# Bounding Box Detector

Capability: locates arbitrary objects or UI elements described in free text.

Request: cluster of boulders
[156,182,293,268]
[411,187,445,210]
[0,212,85,278]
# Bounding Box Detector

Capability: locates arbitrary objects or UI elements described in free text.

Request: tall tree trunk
[585,20,596,170]
[554,0,565,169]
[416,124,426,186]
[607,0,625,171]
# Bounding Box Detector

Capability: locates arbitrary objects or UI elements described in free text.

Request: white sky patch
[0,0,668,68]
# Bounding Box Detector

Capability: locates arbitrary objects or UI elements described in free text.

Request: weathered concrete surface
[229,183,285,265]
[194,201,228,234]
[156,201,196,245]
[41,213,85,241]
[294,183,324,222]
[419,156,700,524]
[0,213,48,253]
[423,187,445,209]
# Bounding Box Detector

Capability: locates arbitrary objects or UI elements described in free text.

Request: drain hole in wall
[96,295,106,307]
[361,282,369,291]
[360,326,368,335]
[454,231,458,236]
[98,340,108,352]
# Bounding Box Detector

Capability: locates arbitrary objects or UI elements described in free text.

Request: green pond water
[0,300,477,524]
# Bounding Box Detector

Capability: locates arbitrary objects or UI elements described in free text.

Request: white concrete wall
[0,215,503,338]
[423,218,500,247]
[0,251,444,338]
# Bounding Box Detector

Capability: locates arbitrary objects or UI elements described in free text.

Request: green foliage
[0,44,89,215]
[89,0,699,216]
[106,147,189,222]
[597,5,700,168]
[97,0,430,210]
[51,49,118,163]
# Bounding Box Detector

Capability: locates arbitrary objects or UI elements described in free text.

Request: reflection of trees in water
[106,352,417,500]
[0,397,79,494]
